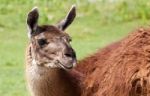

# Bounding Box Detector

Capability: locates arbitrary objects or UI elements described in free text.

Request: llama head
[26,5,76,70]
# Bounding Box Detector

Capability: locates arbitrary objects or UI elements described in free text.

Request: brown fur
[75,28,150,96]
[26,6,150,96]
[26,26,150,96]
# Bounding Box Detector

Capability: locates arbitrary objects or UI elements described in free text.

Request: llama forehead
[33,25,69,39]
[37,25,63,35]
[34,33,46,39]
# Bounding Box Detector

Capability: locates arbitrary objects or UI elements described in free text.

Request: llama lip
[57,60,73,69]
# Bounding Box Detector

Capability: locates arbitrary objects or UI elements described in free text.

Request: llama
[25,5,81,96]
[25,5,150,96]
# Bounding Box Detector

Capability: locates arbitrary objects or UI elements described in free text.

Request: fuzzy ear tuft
[57,5,76,31]
[27,7,39,38]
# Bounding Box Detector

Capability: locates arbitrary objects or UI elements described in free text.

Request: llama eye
[38,39,48,46]
[67,37,72,42]
[69,38,72,42]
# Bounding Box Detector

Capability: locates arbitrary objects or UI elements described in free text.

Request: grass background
[0,0,150,96]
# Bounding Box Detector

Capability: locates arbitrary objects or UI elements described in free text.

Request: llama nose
[64,48,76,58]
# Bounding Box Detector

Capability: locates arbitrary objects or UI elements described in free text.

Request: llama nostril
[65,53,72,57]
[64,48,76,58]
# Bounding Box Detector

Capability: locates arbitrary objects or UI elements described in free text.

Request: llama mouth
[56,60,73,70]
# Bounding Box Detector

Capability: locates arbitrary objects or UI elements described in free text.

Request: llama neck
[26,45,81,96]
[27,67,80,96]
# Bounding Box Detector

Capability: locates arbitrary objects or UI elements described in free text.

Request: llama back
[75,41,121,76]
[75,28,150,96]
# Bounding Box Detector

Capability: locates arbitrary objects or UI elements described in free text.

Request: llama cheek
[47,43,58,49]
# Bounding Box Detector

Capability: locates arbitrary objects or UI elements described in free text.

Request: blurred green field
[0,0,150,96]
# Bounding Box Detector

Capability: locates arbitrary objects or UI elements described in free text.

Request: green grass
[0,0,150,96]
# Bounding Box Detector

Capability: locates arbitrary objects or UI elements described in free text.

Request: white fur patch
[27,26,32,38]
[34,33,46,40]
[44,62,58,68]
[32,59,37,65]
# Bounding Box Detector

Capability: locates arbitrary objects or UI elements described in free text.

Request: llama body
[76,28,150,96]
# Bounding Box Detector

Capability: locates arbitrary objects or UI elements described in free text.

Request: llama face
[26,6,76,70]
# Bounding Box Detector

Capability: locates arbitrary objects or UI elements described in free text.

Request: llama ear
[27,7,39,38]
[56,5,76,31]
